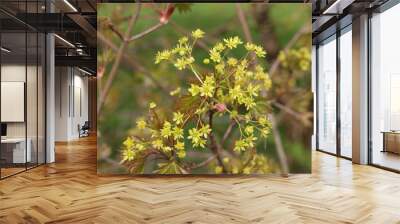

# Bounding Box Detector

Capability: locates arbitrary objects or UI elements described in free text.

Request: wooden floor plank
[0,136,399,223]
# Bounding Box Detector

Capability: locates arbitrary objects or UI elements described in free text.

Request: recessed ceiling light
[78,67,93,76]
[1,47,11,53]
[54,34,75,48]
[63,0,78,12]
[322,0,354,15]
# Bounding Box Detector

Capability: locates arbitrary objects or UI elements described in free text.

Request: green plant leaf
[155,161,185,174]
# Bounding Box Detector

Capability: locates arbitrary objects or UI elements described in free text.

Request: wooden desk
[382,131,400,154]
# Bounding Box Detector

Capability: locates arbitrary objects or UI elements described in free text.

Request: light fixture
[1,47,11,53]
[322,0,354,15]
[63,0,78,12]
[54,34,75,48]
[78,67,93,76]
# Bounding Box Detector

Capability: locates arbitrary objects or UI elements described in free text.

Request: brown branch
[221,120,236,145]
[190,155,217,169]
[97,3,142,115]
[251,5,279,61]
[186,151,212,159]
[108,21,124,41]
[128,22,164,42]
[235,3,289,176]
[236,4,253,43]
[209,111,227,172]
[272,101,312,126]
[242,147,257,169]
[269,114,289,176]
[97,32,170,94]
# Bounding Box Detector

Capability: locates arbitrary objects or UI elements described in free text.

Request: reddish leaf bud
[214,103,227,112]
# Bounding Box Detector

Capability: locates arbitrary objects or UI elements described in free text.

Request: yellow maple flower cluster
[122,29,275,174]
[121,136,146,162]
[121,102,187,165]
[278,47,311,72]
[215,154,276,174]
[188,124,211,148]
[188,76,215,98]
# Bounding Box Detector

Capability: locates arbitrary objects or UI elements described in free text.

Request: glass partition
[317,35,337,154]
[0,1,46,179]
[370,4,400,171]
[1,30,28,177]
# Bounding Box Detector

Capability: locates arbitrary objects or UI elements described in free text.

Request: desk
[382,131,400,154]
[1,138,31,163]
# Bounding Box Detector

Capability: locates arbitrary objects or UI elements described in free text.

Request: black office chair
[78,121,90,138]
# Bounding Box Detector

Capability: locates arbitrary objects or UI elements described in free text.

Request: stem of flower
[208,111,227,173]
[190,65,203,84]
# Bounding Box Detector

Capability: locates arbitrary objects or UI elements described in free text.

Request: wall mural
[97,3,312,175]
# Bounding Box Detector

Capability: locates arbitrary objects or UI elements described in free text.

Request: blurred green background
[97,3,312,174]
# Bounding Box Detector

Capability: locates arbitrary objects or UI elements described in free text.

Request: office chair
[79,121,90,138]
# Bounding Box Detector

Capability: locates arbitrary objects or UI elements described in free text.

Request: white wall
[1,65,37,137]
[1,65,25,136]
[55,67,89,141]
[55,67,69,141]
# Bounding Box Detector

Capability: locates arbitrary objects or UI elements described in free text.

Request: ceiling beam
[67,13,97,39]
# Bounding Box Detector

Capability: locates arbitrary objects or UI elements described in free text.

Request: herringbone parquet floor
[1,136,400,224]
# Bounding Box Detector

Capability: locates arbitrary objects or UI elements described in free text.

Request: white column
[352,14,369,164]
[46,32,55,163]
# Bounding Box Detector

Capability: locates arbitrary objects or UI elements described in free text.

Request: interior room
[54,66,91,141]
[0,8,46,178]
[0,0,96,179]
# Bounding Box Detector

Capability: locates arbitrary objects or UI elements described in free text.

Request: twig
[108,21,124,41]
[235,3,289,176]
[269,114,289,176]
[221,120,236,145]
[97,3,142,115]
[209,111,228,172]
[272,101,312,126]
[236,4,253,43]
[128,22,164,42]
[97,32,170,93]
[190,155,217,169]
